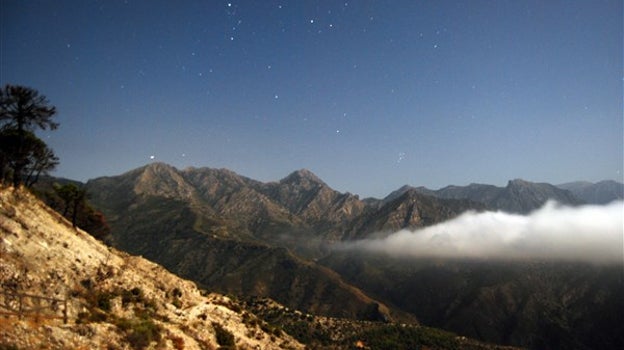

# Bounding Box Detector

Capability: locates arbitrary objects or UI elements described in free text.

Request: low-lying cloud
[340,201,624,263]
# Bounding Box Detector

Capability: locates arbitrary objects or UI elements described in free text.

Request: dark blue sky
[2,0,622,198]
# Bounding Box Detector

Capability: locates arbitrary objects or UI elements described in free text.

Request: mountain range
[30,162,623,349]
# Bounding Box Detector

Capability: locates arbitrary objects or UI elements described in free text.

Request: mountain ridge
[557,180,624,204]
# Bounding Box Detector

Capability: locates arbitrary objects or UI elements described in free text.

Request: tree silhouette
[0,85,59,186]
[53,183,86,228]
[0,129,59,186]
[51,183,110,237]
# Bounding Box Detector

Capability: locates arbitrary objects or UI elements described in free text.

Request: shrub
[172,297,182,309]
[116,317,162,350]
[96,292,113,312]
[170,335,185,350]
[120,287,144,307]
[212,322,236,348]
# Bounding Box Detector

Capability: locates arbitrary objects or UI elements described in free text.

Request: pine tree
[0,85,59,186]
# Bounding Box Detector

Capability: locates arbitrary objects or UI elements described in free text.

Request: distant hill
[395,179,583,213]
[558,180,624,204]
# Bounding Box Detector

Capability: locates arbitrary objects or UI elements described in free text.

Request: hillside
[0,186,304,349]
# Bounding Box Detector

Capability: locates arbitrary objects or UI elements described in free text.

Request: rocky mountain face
[395,179,584,213]
[83,163,490,322]
[558,180,624,204]
[85,163,409,322]
[342,189,486,240]
[0,186,305,350]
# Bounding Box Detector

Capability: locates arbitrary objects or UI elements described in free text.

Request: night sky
[2,0,622,198]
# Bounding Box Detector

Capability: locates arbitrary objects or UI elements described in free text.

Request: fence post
[18,294,23,320]
[63,296,68,324]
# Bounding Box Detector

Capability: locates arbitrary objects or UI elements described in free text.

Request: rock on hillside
[0,186,304,350]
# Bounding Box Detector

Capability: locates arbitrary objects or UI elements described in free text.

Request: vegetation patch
[212,322,236,349]
[116,316,162,350]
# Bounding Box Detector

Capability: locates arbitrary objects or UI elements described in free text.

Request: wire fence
[0,289,68,323]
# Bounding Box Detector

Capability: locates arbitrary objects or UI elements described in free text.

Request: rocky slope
[0,186,304,350]
[342,189,486,240]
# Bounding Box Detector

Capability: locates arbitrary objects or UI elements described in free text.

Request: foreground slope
[0,186,304,349]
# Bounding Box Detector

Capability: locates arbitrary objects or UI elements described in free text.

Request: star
[397,152,406,163]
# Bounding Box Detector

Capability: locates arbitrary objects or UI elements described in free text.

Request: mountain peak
[281,168,325,186]
[133,162,196,199]
[507,178,532,187]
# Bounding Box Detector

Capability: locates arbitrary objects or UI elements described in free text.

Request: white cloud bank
[340,201,624,263]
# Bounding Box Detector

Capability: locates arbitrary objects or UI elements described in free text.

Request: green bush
[115,317,161,350]
[121,287,144,307]
[96,291,113,312]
